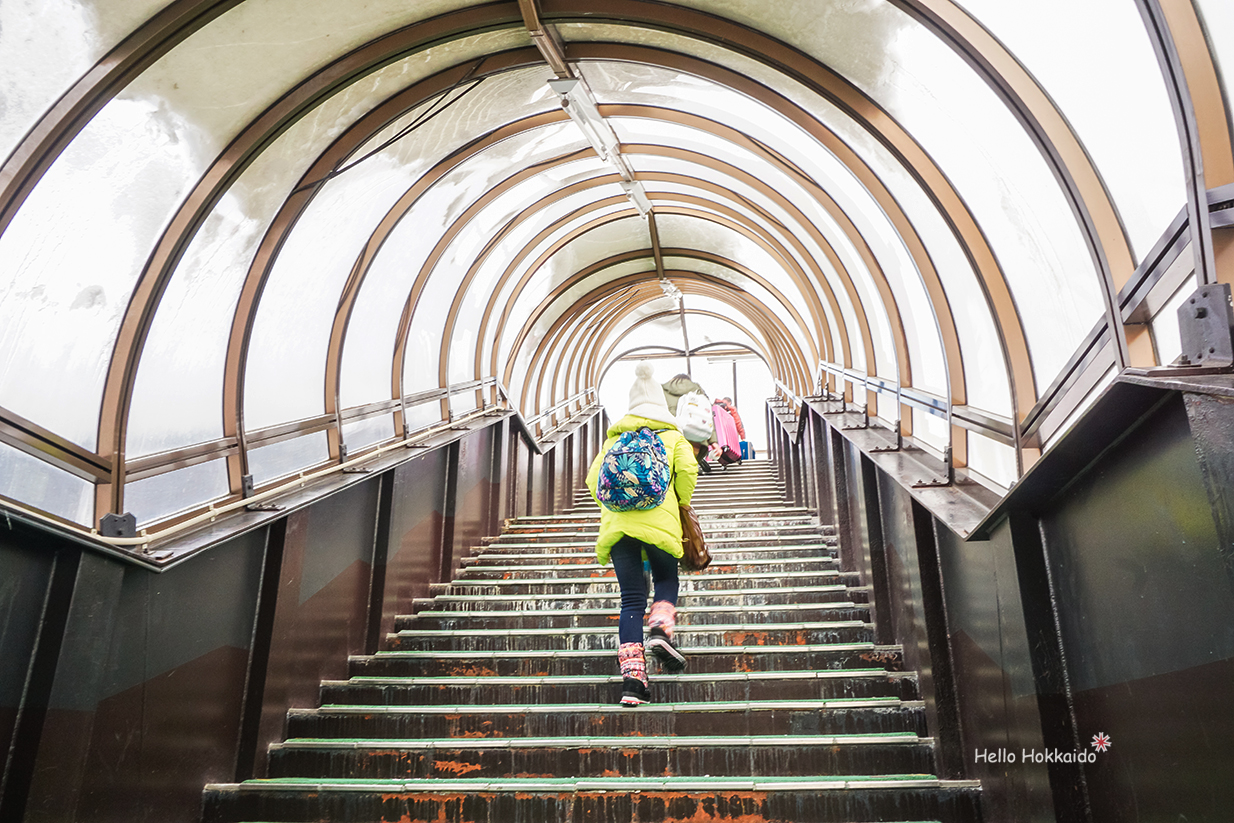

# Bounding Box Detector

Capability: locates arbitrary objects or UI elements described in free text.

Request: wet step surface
[348,642,905,678]
[317,668,921,705]
[202,460,979,822]
[283,697,930,740]
[266,733,936,779]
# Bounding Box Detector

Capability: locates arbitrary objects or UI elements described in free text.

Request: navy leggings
[610,534,679,644]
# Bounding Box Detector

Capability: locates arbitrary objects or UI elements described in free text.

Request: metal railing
[2,380,603,554]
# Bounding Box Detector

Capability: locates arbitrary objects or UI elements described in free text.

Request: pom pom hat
[626,362,675,424]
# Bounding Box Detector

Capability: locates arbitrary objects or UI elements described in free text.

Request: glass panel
[341,415,395,453]
[0,443,94,525]
[494,212,649,377]
[954,0,1186,260]
[636,150,946,395]
[407,159,616,392]
[0,0,170,160]
[1151,268,1197,367]
[0,95,206,449]
[729,3,1105,382]
[525,253,709,408]
[662,253,841,371]
[115,0,494,165]
[248,431,329,486]
[635,154,867,369]
[967,433,1017,491]
[450,390,479,416]
[588,55,959,382]
[655,213,859,368]
[6,11,515,451]
[1195,0,1234,154]
[473,185,644,377]
[545,295,764,410]
[562,21,1011,413]
[128,30,532,456]
[528,266,658,400]
[518,298,668,413]
[404,400,443,433]
[247,66,558,430]
[125,460,229,527]
[914,408,949,454]
[342,123,588,406]
[680,300,764,352]
[837,135,1012,415]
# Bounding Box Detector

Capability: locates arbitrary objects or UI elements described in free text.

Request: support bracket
[1176,283,1234,368]
[99,512,136,538]
[912,446,955,489]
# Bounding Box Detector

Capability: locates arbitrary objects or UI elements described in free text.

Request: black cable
[293,59,488,194]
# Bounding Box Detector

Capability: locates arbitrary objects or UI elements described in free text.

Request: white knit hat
[626,361,674,422]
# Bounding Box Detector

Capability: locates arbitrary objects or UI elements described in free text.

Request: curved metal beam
[520,273,783,413]
[598,340,773,389]
[504,250,817,397]
[546,275,806,407]
[490,203,827,393]
[578,280,806,398]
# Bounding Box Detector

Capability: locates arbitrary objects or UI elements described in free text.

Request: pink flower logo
[1091,732,1112,753]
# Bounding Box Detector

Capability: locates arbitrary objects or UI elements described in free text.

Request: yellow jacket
[585,414,698,564]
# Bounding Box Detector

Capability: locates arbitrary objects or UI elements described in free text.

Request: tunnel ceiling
[2,0,1233,537]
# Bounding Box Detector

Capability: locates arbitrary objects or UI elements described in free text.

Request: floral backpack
[597,427,671,511]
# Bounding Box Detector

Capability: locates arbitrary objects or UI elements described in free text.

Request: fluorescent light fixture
[548,76,653,217]
[620,180,652,216]
[548,77,620,164]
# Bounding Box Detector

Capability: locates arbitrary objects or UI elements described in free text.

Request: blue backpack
[597,427,671,512]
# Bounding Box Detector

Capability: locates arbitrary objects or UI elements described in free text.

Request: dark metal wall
[934,516,1053,822]
[771,392,1234,823]
[1039,397,1234,822]
[0,410,598,823]
[250,479,382,778]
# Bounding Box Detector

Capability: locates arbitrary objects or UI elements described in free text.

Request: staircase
[202,459,980,822]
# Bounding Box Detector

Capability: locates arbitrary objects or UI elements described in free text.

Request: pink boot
[618,642,650,705]
[647,600,686,671]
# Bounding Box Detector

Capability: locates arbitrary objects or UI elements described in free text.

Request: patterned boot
[618,642,650,706]
[647,600,686,671]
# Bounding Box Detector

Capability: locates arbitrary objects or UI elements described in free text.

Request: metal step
[348,643,905,678]
[202,777,981,823]
[266,732,936,780]
[318,668,920,705]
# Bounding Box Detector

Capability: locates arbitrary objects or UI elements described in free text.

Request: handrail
[772,379,801,411]
[535,400,602,440]
[527,388,597,429]
[4,380,604,554]
[3,406,497,552]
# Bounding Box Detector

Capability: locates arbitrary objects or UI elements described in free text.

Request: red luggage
[712,404,742,465]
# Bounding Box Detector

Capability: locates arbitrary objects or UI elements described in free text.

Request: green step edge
[333,668,893,685]
[220,774,964,791]
[274,732,925,748]
[355,641,892,659]
[299,696,913,713]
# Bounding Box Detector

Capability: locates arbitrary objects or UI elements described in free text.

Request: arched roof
[1,0,1231,538]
